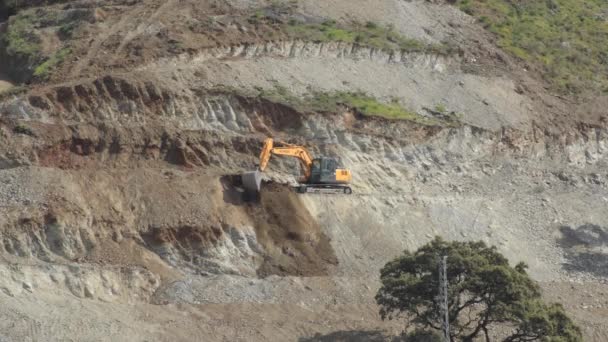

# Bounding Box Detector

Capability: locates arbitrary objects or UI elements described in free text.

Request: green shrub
[454,0,608,94]
[1,7,81,81]
[434,103,447,113]
[34,48,71,79]
[58,22,78,40]
[4,11,41,59]
[13,124,35,136]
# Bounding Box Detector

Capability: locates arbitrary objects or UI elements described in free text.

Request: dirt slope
[1,0,608,341]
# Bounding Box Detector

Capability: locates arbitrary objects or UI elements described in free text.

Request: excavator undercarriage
[295,183,353,195]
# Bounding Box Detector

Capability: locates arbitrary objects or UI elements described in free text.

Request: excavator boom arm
[258,138,314,180]
[258,138,274,171]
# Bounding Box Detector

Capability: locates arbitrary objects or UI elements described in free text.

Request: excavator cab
[309,158,351,185]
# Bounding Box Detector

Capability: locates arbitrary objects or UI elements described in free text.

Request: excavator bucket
[240,138,272,195]
[241,170,262,194]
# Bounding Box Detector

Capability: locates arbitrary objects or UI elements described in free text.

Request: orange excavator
[242,138,353,195]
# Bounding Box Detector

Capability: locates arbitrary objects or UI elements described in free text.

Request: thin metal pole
[439,255,450,342]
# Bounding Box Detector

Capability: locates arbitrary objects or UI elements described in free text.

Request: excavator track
[295,184,353,195]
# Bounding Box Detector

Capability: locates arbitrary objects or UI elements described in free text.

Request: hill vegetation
[284,20,454,55]
[456,0,608,94]
[0,6,77,82]
[248,4,455,55]
[226,85,457,125]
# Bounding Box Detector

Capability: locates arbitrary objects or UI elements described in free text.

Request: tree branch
[463,306,491,342]
[413,306,441,331]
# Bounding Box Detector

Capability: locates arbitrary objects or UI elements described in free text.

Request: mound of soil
[247,182,338,277]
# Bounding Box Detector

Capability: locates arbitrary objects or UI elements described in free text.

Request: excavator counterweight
[241,138,352,195]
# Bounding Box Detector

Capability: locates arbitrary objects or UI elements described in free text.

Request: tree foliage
[375,237,582,341]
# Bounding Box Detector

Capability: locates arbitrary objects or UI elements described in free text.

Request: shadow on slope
[299,330,397,342]
[558,224,608,277]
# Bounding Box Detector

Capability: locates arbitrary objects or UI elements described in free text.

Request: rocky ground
[1,0,608,341]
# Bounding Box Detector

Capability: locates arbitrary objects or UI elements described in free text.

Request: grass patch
[246,6,454,55]
[309,91,430,122]
[455,0,608,94]
[33,48,71,80]
[220,85,452,125]
[285,19,453,54]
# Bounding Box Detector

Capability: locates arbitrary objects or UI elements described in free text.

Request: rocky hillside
[1,0,608,341]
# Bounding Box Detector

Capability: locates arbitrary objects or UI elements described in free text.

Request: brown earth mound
[248,182,338,277]
[221,176,338,277]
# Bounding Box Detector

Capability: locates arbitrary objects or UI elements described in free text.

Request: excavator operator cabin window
[312,159,321,173]
[325,159,337,172]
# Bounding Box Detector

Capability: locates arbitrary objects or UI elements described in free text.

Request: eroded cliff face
[1,0,608,341]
